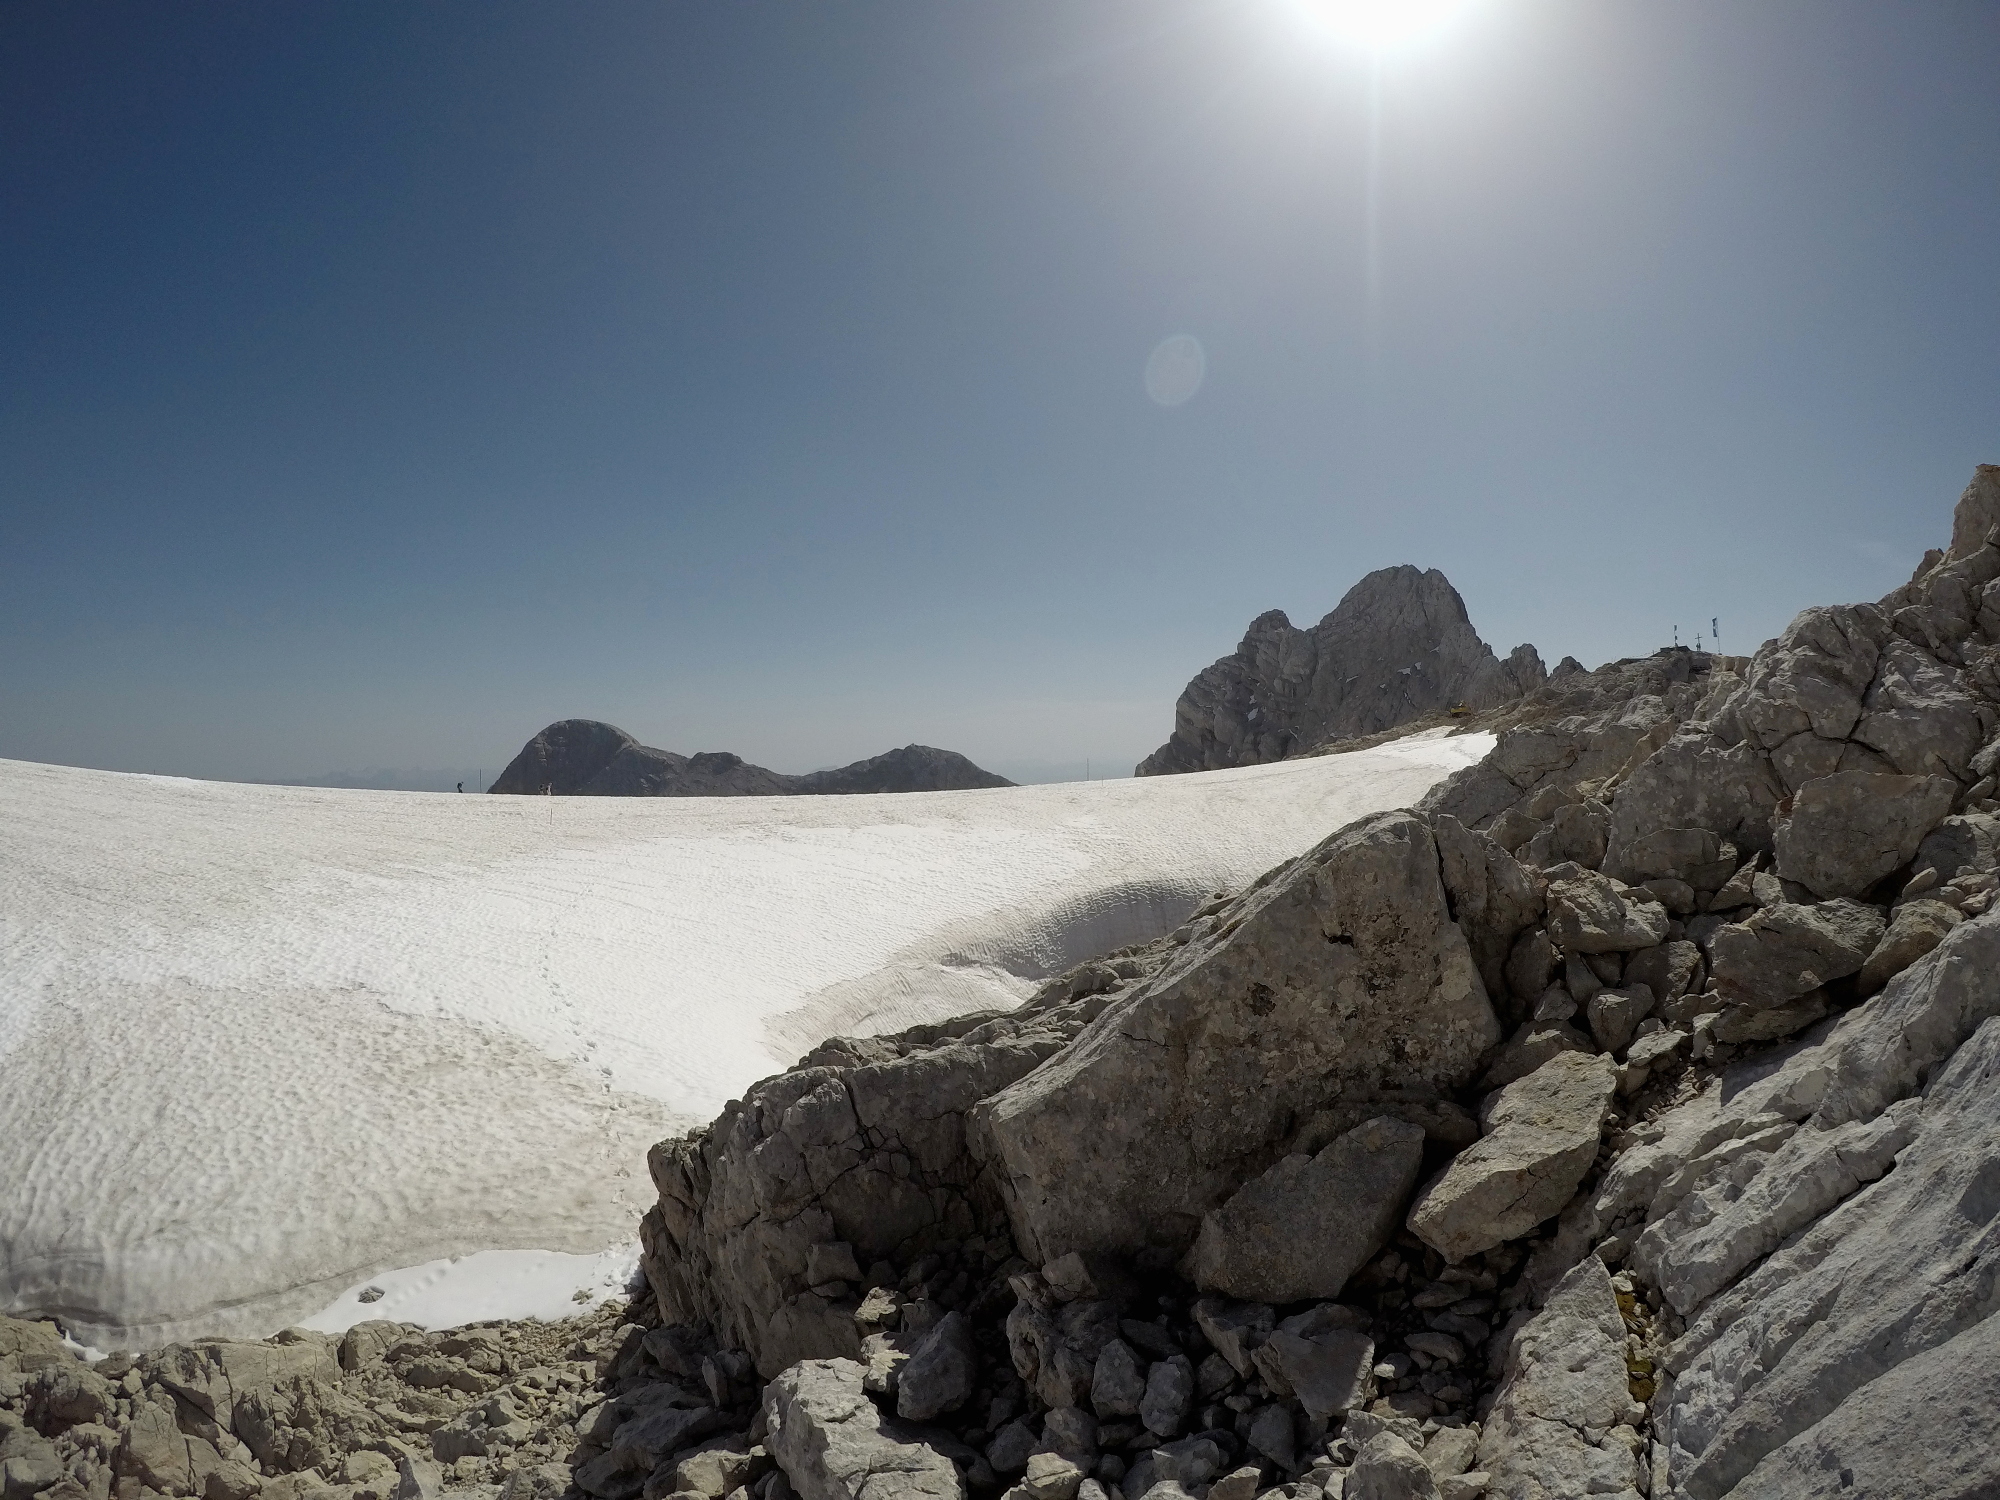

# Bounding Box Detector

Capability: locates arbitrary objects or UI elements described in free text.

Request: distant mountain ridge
[1137,564,1546,775]
[488,720,1014,796]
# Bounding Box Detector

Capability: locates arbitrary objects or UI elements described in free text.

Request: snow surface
[0,734,1490,1348]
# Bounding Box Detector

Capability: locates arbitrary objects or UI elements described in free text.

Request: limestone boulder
[973,811,1500,1265]
[1407,1051,1616,1262]
[1584,984,1654,1055]
[1726,605,1891,752]
[1601,733,1785,869]
[763,1359,963,1500]
[1772,771,1957,899]
[1475,1258,1643,1500]
[1857,898,1961,996]
[646,990,1112,1375]
[1184,1117,1425,1304]
[1624,941,1703,1020]
[895,1312,977,1423]
[1432,816,1544,1002]
[1249,1310,1374,1421]
[1543,871,1668,954]
[1849,638,1989,781]
[1914,810,2000,883]
[1347,1431,1441,1500]
[1706,900,1886,1008]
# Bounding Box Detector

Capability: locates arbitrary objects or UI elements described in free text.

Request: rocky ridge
[488,725,1012,797]
[1136,567,1545,777]
[15,468,2000,1500]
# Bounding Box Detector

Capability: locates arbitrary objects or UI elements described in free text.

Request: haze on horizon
[5,1,1998,788]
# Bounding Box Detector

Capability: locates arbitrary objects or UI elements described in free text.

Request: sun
[1292,0,1484,52]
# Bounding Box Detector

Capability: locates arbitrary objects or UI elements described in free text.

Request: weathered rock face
[764,1360,963,1500]
[1638,914,2000,1498]
[1406,1052,1615,1263]
[490,721,1011,796]
[1705,899,1886,1007]
[972,810,1503,1265]
[1184,1117,1426,1304]
[1770,770,1958,897]
[642,983,1129,1376]
[1137,567,1545,776]
[1475,1258,1643,1500]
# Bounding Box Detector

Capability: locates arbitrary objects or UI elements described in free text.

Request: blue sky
[5,1,1998,785]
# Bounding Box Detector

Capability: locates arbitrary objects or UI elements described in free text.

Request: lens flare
[1144,335,1206,407]
[1294,0,1481,52]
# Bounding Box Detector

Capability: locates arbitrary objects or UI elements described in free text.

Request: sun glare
[1294,0,1482,52]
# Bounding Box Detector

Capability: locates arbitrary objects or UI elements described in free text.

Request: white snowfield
[0,733,1490,1349]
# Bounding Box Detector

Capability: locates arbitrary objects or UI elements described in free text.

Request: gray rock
[1528,987,1574,1023]
[1190,1302,1274,1378]
[1618,907,2000,1494]
[1502,931,1557,1008]
[1623,941,1702,1018]
[1023,1453,1087,1500]
[1561,952,1603,1006]
[1856,898,1961,995]
[1711,993,1830,1044]
[763,1359,963,1500]
[1185,1117,1425,1303]
[1432,816,1546,1004]
[1913,811,2000,885]
[1089,1342,1146,1420]
[1408,1052,1617,1262]
[1475,1259,1642,1500]
[1606,826,1734,889]
[1849,637,1988,781]
[1475,1022,1590,1094]
[1136,568,1544,775]
[1347,1433,1441,1500]
[1584,985,1654,1055]
[1707,899,1885,1008]
[1139,1357,1194,1439]
[1245,1406,1296,1471]
[1544,871,1669,954]
[1771,771,1958,898]
[1041,1407,1098,1465]
[973,811,1500,1265]
[1251,1318,1374,1421]
[648,986,1113,1374]
[1420,1429,1478,1481]
[896,1311,978,1422]
[987,1422,1039,1475]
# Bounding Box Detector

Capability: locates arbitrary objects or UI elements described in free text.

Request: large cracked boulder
[644,991,1118,1375]
[1183,1116,1425,1303]
[763,1360,964,1500]
[1771,770,1957,898]
[1705,900,1886,1008]
[971,810,1502,1264]
[1406,1051,1615,1262]
[1542,870,1668,954]
[1475,1257,1644,1500]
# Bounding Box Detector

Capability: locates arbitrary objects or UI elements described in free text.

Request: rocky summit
[1136,567,1545,777]
[14,467,2000,1500]
[488,723,1013,797]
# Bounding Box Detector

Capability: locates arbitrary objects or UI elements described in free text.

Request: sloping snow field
[0,734,1489,1349]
